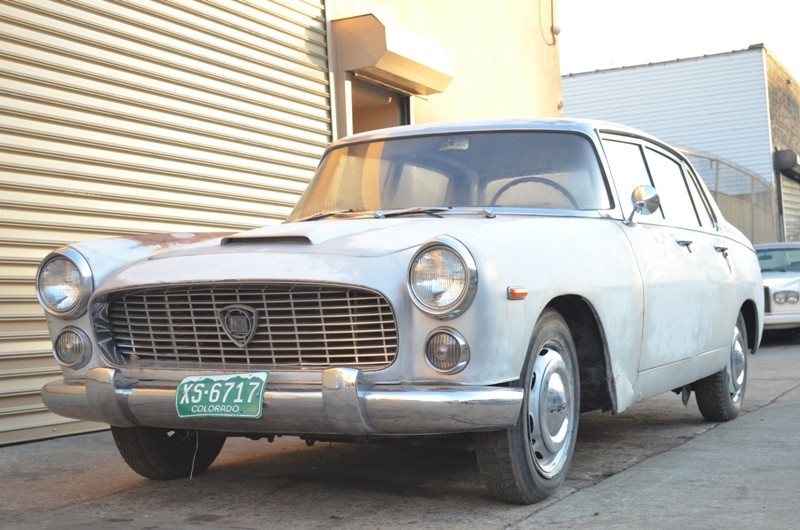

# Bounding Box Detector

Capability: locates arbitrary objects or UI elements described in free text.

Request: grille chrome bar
[95,284,398,369]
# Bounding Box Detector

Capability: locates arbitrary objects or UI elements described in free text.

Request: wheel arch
[548,295,615,413]
[739,298,760,353]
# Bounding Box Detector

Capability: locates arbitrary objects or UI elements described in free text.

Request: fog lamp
[54,328,91,368]
[425,328,470,374]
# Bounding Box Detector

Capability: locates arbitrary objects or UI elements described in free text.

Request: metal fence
[680,148,775,244]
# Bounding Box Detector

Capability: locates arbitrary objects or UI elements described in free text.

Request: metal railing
[680,148,775,244]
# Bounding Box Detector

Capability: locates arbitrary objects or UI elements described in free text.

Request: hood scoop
[216,221,385,247]
[221,234,312,246]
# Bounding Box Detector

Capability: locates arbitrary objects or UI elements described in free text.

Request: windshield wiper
[374,206,452,218]
[296,209,354,222]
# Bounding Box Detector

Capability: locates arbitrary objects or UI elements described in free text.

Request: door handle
[715,245,729,257]
[676,239,693,252]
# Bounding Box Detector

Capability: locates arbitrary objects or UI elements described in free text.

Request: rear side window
[683,166,716,228]
[644,148,700,227]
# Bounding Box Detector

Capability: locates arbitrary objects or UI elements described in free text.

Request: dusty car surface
[37,118,763,504]
[756,242,800,334]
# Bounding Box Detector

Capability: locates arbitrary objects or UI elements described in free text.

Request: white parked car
[37,119,763,504]
[756,242,800,334]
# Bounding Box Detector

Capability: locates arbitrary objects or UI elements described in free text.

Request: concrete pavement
[517,383,800,528]
[2,341,799,529]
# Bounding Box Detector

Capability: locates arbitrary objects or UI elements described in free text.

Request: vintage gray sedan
[37,119,763,504]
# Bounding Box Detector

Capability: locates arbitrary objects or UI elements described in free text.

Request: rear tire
[695,313,748,422]
[474,309,580,504]
[111,426,226,480]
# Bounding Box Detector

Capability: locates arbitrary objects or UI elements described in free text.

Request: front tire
[474,309,580,504]
[695,313,748,422]
[111,426,226,480]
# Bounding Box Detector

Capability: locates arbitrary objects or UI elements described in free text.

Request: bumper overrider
[42,367,523,436]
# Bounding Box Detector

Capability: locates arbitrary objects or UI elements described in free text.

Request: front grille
[95,283,398,369]
[764,286,771,314]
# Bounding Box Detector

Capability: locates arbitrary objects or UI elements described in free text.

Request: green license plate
[176,372,268,419]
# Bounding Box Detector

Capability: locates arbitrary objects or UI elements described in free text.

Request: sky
[557,0,800,79]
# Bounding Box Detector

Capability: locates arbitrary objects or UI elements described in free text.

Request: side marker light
[507,287,528,300]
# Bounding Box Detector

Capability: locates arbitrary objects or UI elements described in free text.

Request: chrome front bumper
[42,367,523,436]
[763,311,800,330]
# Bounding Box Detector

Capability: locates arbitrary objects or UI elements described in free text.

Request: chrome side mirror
[624,185,660,225]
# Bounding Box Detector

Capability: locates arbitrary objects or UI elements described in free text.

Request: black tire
[474,309,580,504]
[695,313,748,422]
[111,426,226,480]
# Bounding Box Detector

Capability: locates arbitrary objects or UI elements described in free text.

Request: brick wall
[767,53,800,153]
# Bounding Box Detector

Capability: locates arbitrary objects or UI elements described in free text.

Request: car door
[603,136,736,371]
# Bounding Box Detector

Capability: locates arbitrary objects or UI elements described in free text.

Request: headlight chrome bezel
[36,248,94,320]
[773,290,800,305]
[408,236,478,320]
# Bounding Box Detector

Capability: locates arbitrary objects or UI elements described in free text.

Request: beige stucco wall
[328,0,563,122]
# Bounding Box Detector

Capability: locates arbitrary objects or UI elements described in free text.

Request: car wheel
[111,426,226,480]
[474,308,580,504]
[694,313,748,422]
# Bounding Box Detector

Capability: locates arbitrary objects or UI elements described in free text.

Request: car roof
[329,118,657,148]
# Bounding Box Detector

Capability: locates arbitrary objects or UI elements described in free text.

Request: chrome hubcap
[527,346,575,478]
[728,326,746,403]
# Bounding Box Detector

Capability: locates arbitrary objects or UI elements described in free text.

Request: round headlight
[774,291,787,304]
[36,249,93,319]
[408,236,477,319]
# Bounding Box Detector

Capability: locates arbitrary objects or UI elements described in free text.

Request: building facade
[0,0,562,444]
[562,44,800,244]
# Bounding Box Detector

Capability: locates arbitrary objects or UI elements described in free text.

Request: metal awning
[776,150,800,180]
[332,14,454,95]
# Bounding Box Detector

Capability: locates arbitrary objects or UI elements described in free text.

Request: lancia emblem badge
[218,304,259,348]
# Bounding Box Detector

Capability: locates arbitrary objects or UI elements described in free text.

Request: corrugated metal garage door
[781,175,800,241]
[0,0,330,444]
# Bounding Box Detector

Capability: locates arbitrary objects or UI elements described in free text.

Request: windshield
[287,131,611,221]
[757,247,800,272]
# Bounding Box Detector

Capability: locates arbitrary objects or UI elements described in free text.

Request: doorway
[351,79,409,134]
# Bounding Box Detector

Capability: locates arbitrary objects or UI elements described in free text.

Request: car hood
[154,218,491,259]
[761,271,800,290]
[81,217,504,292]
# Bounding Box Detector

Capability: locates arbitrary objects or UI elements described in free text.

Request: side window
[683,165,716,228]
[644,148,701,228]
[603,137,713,229]
[602,139,659,219]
